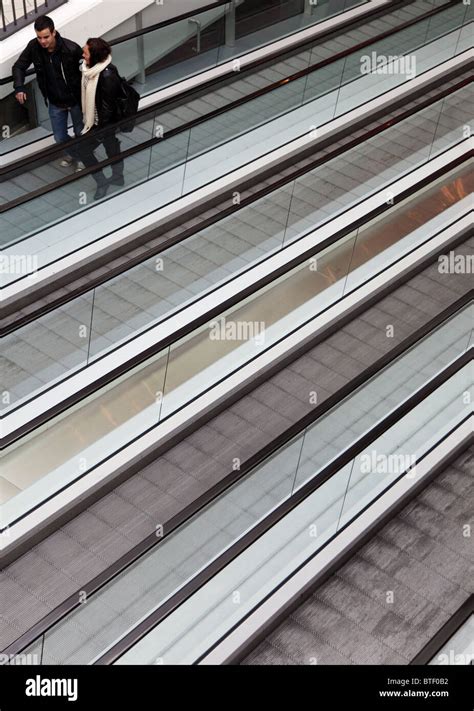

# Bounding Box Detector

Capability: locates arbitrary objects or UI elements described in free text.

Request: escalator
[1,143,471,523]
[1,44,471,550]
[1,0,470,310]
[2,61,471,330]
[1,70,471,421]
[0,0,424,163]
[2,261,471,663]
[241,446,473,666]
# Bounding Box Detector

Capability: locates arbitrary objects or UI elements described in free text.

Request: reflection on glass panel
[430,616,474,665]
[0,140,152,249]
[0,346,169,529]
[0,130,191,277]
[422,1,472,54]
[1,294,95,414]
[29,433,305,665]
[333,4,468,119]
[342,162,473,296]
[88,181,294,360]
[292,305,472,494]
[115,460,354,665]
[159,230,356,420]
[337,365,471,530]
[187,77,305,162]
[139,5,226,95]
[300,56,346,109]
[149,128,190,181]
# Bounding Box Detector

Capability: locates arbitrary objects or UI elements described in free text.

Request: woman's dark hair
[35,15,54,33]
[86,38,112,67]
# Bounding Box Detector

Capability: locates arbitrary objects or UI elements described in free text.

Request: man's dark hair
[34,15,55,33]
[86,38,112,67]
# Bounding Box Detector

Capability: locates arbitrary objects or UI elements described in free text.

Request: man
[12,15,84,169]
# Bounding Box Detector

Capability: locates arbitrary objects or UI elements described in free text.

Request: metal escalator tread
[401,496,473,564]
[415,479,474,522]
[437,454,472,496]
[359,537,468,617]
[242,447,473,665]
[251,595,407,665]
[382,513,470,591]
[0,237,471,652]
[338,556,453,639]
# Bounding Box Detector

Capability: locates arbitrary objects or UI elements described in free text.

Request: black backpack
[116,77,140,132]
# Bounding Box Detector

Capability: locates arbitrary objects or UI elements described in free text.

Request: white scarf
[81,55,112,134]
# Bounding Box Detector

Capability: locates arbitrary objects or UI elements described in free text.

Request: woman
[80,37,124,200]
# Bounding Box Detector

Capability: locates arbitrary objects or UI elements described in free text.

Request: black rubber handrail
[3,286,470,660]
[2,70,470,334]
[1,146,469,450]
[0,0,451,187]
[410,595,474,665]
[94,351,473,665]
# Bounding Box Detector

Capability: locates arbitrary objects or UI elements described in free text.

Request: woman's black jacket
[95,63,123,127]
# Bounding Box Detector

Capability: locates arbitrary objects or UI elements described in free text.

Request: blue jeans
[48,102,84,161]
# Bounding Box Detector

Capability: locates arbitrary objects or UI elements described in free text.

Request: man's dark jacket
[12,32,82,105]
[94,64,123,127]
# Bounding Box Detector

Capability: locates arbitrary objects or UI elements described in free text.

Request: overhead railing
[0,0,67,39]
